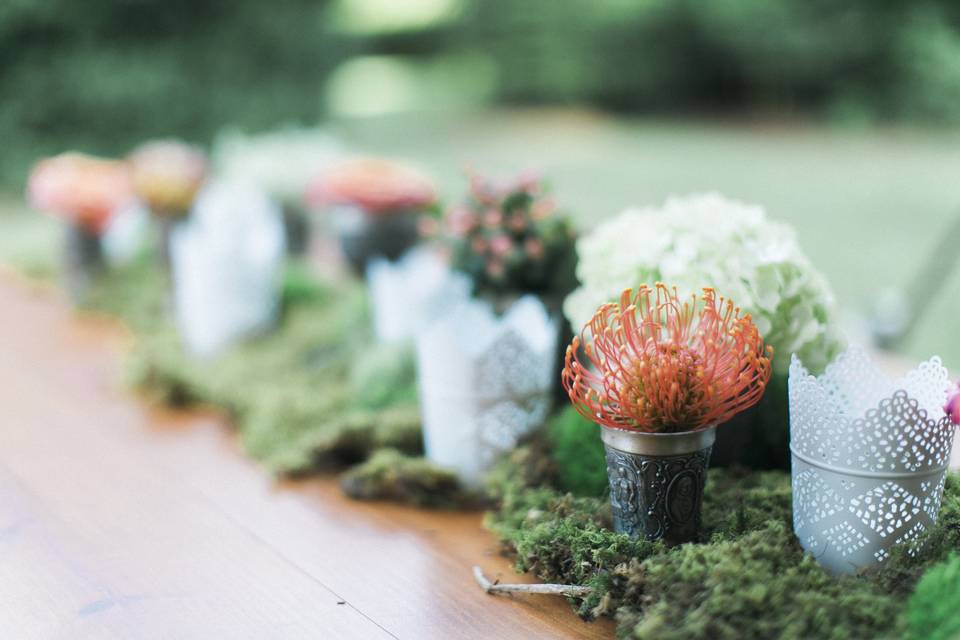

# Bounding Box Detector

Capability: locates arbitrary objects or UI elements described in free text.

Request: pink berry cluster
[438,170,577,302]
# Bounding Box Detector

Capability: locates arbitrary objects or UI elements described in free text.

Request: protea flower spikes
[562,284,773,434]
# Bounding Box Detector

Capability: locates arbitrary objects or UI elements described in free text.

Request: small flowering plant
[128,139,208,217]
[563,284,773,434]
[27,152,133,234]
[439,171,577,302]
[306,157,436,214]
[562,283,772,542]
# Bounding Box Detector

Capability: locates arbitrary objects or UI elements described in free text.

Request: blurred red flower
[306,157,435,214]
[27,152,133,233]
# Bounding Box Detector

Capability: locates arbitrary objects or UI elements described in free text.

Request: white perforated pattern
[789,348,956,575]
[417,295,558,486]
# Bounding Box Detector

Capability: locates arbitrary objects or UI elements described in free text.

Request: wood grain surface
[0,271,613,640]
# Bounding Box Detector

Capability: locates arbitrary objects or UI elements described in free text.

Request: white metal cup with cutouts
[789,348,956,574]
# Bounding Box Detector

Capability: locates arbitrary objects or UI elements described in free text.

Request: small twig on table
[472,566,593,598]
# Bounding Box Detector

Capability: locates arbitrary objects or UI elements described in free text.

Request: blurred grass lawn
[3,109,959,368]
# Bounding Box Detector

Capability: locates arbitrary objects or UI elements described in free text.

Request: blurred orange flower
[129,139,207,215]
[562,284,772,434]
[306,157,435,213]
[27,152,133,233]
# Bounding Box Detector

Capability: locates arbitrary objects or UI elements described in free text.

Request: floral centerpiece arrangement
[439,171,577,312]
[128,139,208,267]
[306,157,436,274]
[26,152,133,302]
[564,192,842,467]
[414,171,577,484]
[562,283,772,543]
[213,127,342,255]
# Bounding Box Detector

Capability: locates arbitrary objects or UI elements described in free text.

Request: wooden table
[0,272,613,640]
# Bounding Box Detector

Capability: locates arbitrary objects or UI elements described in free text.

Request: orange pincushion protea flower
[562,284,773,434]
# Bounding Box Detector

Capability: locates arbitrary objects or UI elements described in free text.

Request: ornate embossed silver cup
[601,424,716,544]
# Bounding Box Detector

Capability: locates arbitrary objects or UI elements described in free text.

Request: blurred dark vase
[62,221,104,306]
[710,372,790,470]
[155,214,184,276]
[333,205,420,275]
[282,203,311,257]
[539,294,574,409]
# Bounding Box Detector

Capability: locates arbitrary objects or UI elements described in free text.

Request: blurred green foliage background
[3,0,960,366]
[5,0,960,183]
[0,0,338,180]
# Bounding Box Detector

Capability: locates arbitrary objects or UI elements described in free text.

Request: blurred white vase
[366,247,470,344]
[170,180,286,357]
[101,200,149,266]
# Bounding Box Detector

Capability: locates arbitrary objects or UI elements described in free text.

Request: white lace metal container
[170,181,286,357]
[416,295,559,486]
[789,348,956,575]
[366,248,470,344]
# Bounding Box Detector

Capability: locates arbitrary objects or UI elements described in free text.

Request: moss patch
[546,407,608,497]
[340,448,478,508]
[66,258,443,491]
[616,520,903,640]
[906,553,960,640]
[487,432,960,638]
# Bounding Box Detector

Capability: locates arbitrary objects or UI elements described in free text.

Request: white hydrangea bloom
[564,193,843,373]
[213,127,343,205]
